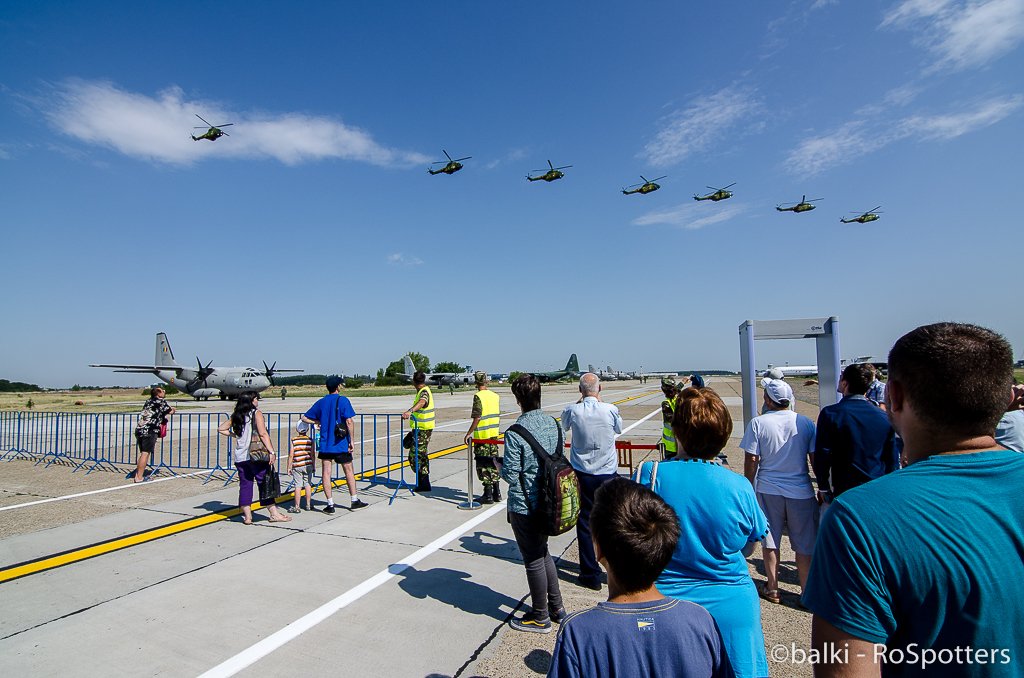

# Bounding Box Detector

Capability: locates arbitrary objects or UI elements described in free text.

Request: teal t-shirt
[803,449,1024,676]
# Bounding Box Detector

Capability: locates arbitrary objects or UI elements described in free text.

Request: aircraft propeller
[263,360,278,386]
[192,358,215,389]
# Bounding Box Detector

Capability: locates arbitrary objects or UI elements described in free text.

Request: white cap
[760,378,794,405]
[295,420,310,434]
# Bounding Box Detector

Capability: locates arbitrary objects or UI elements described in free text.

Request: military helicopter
[776,196,822,213]
[622,175,666,195]
[840,206,882,224]
[190,114,233,142]
[694,183,736,202]
[428,150,471,175]
[527,160,572,182]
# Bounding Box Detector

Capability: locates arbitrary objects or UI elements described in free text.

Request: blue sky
[2,1,1022,387]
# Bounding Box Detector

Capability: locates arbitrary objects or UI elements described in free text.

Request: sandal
[242,519,253,525]
[760,587,781,604]
[287,506,301,514]
[268,515,292,522]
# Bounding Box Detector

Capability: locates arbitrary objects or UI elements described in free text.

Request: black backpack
[507,422,581,536]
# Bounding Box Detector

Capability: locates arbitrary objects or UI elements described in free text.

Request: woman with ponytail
[218,391,291,524]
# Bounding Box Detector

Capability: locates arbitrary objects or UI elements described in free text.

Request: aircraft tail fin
[155,333,179,367]
[403,355,417,376]
[588,364,596,374]
[566,353,579,373]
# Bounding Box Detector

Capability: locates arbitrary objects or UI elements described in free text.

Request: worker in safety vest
[464,371,502,504]
[402,371,435,492]
[660,377,679,460]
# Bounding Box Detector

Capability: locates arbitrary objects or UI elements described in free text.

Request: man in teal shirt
[804,323,1024,676]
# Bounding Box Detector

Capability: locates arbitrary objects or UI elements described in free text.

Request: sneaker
[350,499,369,511]
[322,504,336,515]
[510,611,551,634]
[549,606,567,624]
[287,506,301,514]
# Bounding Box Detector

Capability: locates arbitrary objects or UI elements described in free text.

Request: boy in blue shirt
[301,376,368,513]
[548,478,733,678]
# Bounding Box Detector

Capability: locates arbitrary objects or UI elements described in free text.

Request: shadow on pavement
[398,566,521,621]
[458,531,520,562]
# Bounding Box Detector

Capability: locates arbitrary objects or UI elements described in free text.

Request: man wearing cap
[464,371,502,504]
[740,377,817,604]
[402,371,435,492]
[659,377,679,460]
[302,376,368,513]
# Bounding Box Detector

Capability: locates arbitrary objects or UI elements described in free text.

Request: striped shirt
[291,434,314,467]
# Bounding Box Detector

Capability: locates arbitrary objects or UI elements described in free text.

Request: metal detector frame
[739,317,841,428]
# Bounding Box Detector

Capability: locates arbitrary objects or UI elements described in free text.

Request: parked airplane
[400,356,477,386]
[90,333,302,400]
[533,354,580,383]
[759,356,874,378]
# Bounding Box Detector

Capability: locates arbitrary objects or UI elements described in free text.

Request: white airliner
[759,356,874,378]
[90,333,302,400]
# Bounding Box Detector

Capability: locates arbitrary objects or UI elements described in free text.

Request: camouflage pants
[473,442,501,485]
[404,429,432,476]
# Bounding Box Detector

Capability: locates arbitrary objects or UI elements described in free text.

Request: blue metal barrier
[0,411,409,491]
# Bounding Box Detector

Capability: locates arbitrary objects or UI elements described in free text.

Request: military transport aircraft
[532,354,580,383]
[90,333,302,400]
[399,356,477,386]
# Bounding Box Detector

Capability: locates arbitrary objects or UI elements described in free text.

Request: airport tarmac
[0,378,817,678]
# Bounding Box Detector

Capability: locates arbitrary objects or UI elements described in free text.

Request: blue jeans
[575,470,618,585]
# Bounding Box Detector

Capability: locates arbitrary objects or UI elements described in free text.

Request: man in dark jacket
[813,364,898,501]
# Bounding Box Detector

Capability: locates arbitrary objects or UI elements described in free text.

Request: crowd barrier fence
[0,410,411,495]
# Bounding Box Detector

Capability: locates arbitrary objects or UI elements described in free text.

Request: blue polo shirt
[803,449,1024,676]
[305,393,356,454]
[813,394,898,496]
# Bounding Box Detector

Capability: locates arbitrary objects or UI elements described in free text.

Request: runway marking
[0,390,660,583]
[0,470,210,512]
[617,407,663,437]
[196,502,508,678]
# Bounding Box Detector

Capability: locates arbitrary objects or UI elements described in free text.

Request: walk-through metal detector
[739,317,841,428]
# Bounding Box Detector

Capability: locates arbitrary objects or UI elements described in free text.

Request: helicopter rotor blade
[443,150,453,161]
[215,123,233,127]
[809,198,824,202]
[453,156,471,162]
[547,160,554,170]
[554,165,572,170]
[195,114,212,127]
[722,182,737,189]
[221,132,229,136]
[650,175,667,182]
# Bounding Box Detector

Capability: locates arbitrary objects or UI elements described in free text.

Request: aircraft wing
[89,364,184,373]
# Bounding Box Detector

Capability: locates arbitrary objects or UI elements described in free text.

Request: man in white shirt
[741,378,817,604]
[561,373,623,590]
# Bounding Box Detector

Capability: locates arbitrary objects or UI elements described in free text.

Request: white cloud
[36,79,429,166]
[387,253,423,266]
[884,83,924,105]
[881,0,1024,71]
[633,202,746,230]
[643,86,762,166]
[784,94,1022,174]
[486,147,528,170]
[812,0,839,9]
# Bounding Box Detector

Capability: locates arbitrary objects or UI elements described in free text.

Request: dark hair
[841,364,876,395]
[888,323,1012,437]
[413,371,426,386]
[230,391,259,437]
[511,373,541,411]
[591,478,680,594]
[672,388,733,459]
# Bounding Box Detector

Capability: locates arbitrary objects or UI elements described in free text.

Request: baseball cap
[295,420,310,434]
[760,378,794,405]
[326,375,343,391]
[765,367,786,380]
[474,371,488,385]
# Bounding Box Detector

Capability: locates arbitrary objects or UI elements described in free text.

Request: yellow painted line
[0,390,662,584]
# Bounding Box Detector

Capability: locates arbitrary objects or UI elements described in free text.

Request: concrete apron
[0,455,580,677]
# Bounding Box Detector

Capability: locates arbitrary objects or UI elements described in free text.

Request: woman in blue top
[634,387,769,678]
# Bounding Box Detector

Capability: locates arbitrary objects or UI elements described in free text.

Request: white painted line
[196,501,509,678]
[0,470,210,512]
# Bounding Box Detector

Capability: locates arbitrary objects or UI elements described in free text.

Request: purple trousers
[236,460,275,508]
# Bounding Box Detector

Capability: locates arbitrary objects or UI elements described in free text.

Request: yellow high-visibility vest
[412,386,435,430]
[472,389,500,441]
[662,397,677,454]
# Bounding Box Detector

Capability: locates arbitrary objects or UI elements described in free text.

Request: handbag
[158,417,168,439]
[258,465,281,501]
[248,413,272,463]
[333,394,349,443]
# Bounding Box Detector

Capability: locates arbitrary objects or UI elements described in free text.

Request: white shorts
[756,492,820,555]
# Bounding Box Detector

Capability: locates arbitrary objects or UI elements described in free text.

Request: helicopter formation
[186,115,882,222]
